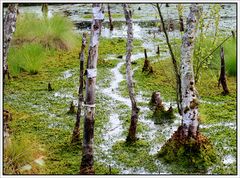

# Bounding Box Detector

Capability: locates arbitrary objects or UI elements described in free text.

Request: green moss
[152,108,175,125]
[158,131,217,173]
[99,37,142,60]
[3,40,125,174]
[112,140,158,173]
[199,101,236,124]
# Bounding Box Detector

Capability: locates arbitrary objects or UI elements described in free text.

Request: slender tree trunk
[72,33,87,143]
[156,45,160,55]
[123,4,139,143]
[156,4,182,115]
[180,4,199,138]
[142,49,150,72]
[80,4,104,175]
[107,4,113,31]
[218,47,229,95]
[3,4,18,83]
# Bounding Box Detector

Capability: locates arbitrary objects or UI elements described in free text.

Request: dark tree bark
[3,4,18,82]
[179,16,184,32]
[80,4,104,175]
[142,49,149,71]
[72,33,87,143]
[156,4,182,115]
[231,30,235,38]
[107,4,113,31]
[142,49,153,73]
[123,4,139,143]
[218,47,229,95]
[3,110,12,150]
[156,45,160,55]
[41,3,48,17]
[48,82,53,91]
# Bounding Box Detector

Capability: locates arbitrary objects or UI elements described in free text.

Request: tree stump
[149,91,164,110]
[68,101,76,114]
[218,47,229,95]
[179,16,184,32]
[169,19,174,31]
[149,92,174,124]
[142,49,153,73]
[4,110,12,149]
[48,82,53,91]
[156,45,160,55]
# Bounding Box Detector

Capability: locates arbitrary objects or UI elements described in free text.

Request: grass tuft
[8,43,46,76]
[13,13,79,50]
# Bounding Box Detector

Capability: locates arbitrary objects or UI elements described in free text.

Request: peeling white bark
[180,4,199,138]
[80,3,104,175]
[3,4,18,81]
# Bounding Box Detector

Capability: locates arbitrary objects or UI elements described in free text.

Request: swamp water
[6,3,237,174]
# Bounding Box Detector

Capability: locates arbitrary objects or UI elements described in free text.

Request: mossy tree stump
[149,92,175,124]
[142,49,153,74]
[158,126,216,171]
[68,101,76,114]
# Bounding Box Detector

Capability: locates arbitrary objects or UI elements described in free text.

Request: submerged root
[158,126,216,171]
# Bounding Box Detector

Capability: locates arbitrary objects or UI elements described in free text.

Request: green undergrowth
[120,54,236,174]
[8,43,47,76]
[151,108,175,125]
[201,126,236,174]
[112,140,158,173]
[9,13,80,77]
[13,13,79,50]
[99,37,143,60]
[4,35,123,174]
[158,129,217,174]
[211,37,236,76]
[4,132,46,174]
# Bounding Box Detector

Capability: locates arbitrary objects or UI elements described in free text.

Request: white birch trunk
[80,4,104,174]
[180,4,199,138]
[3,4,18,82]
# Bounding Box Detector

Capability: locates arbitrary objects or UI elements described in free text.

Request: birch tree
[3,4,18,82]
[123,4,140,143]
[80,4,104,174]
[71,33,87,143]
[180,4,199,138]
[159,5,216,169]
